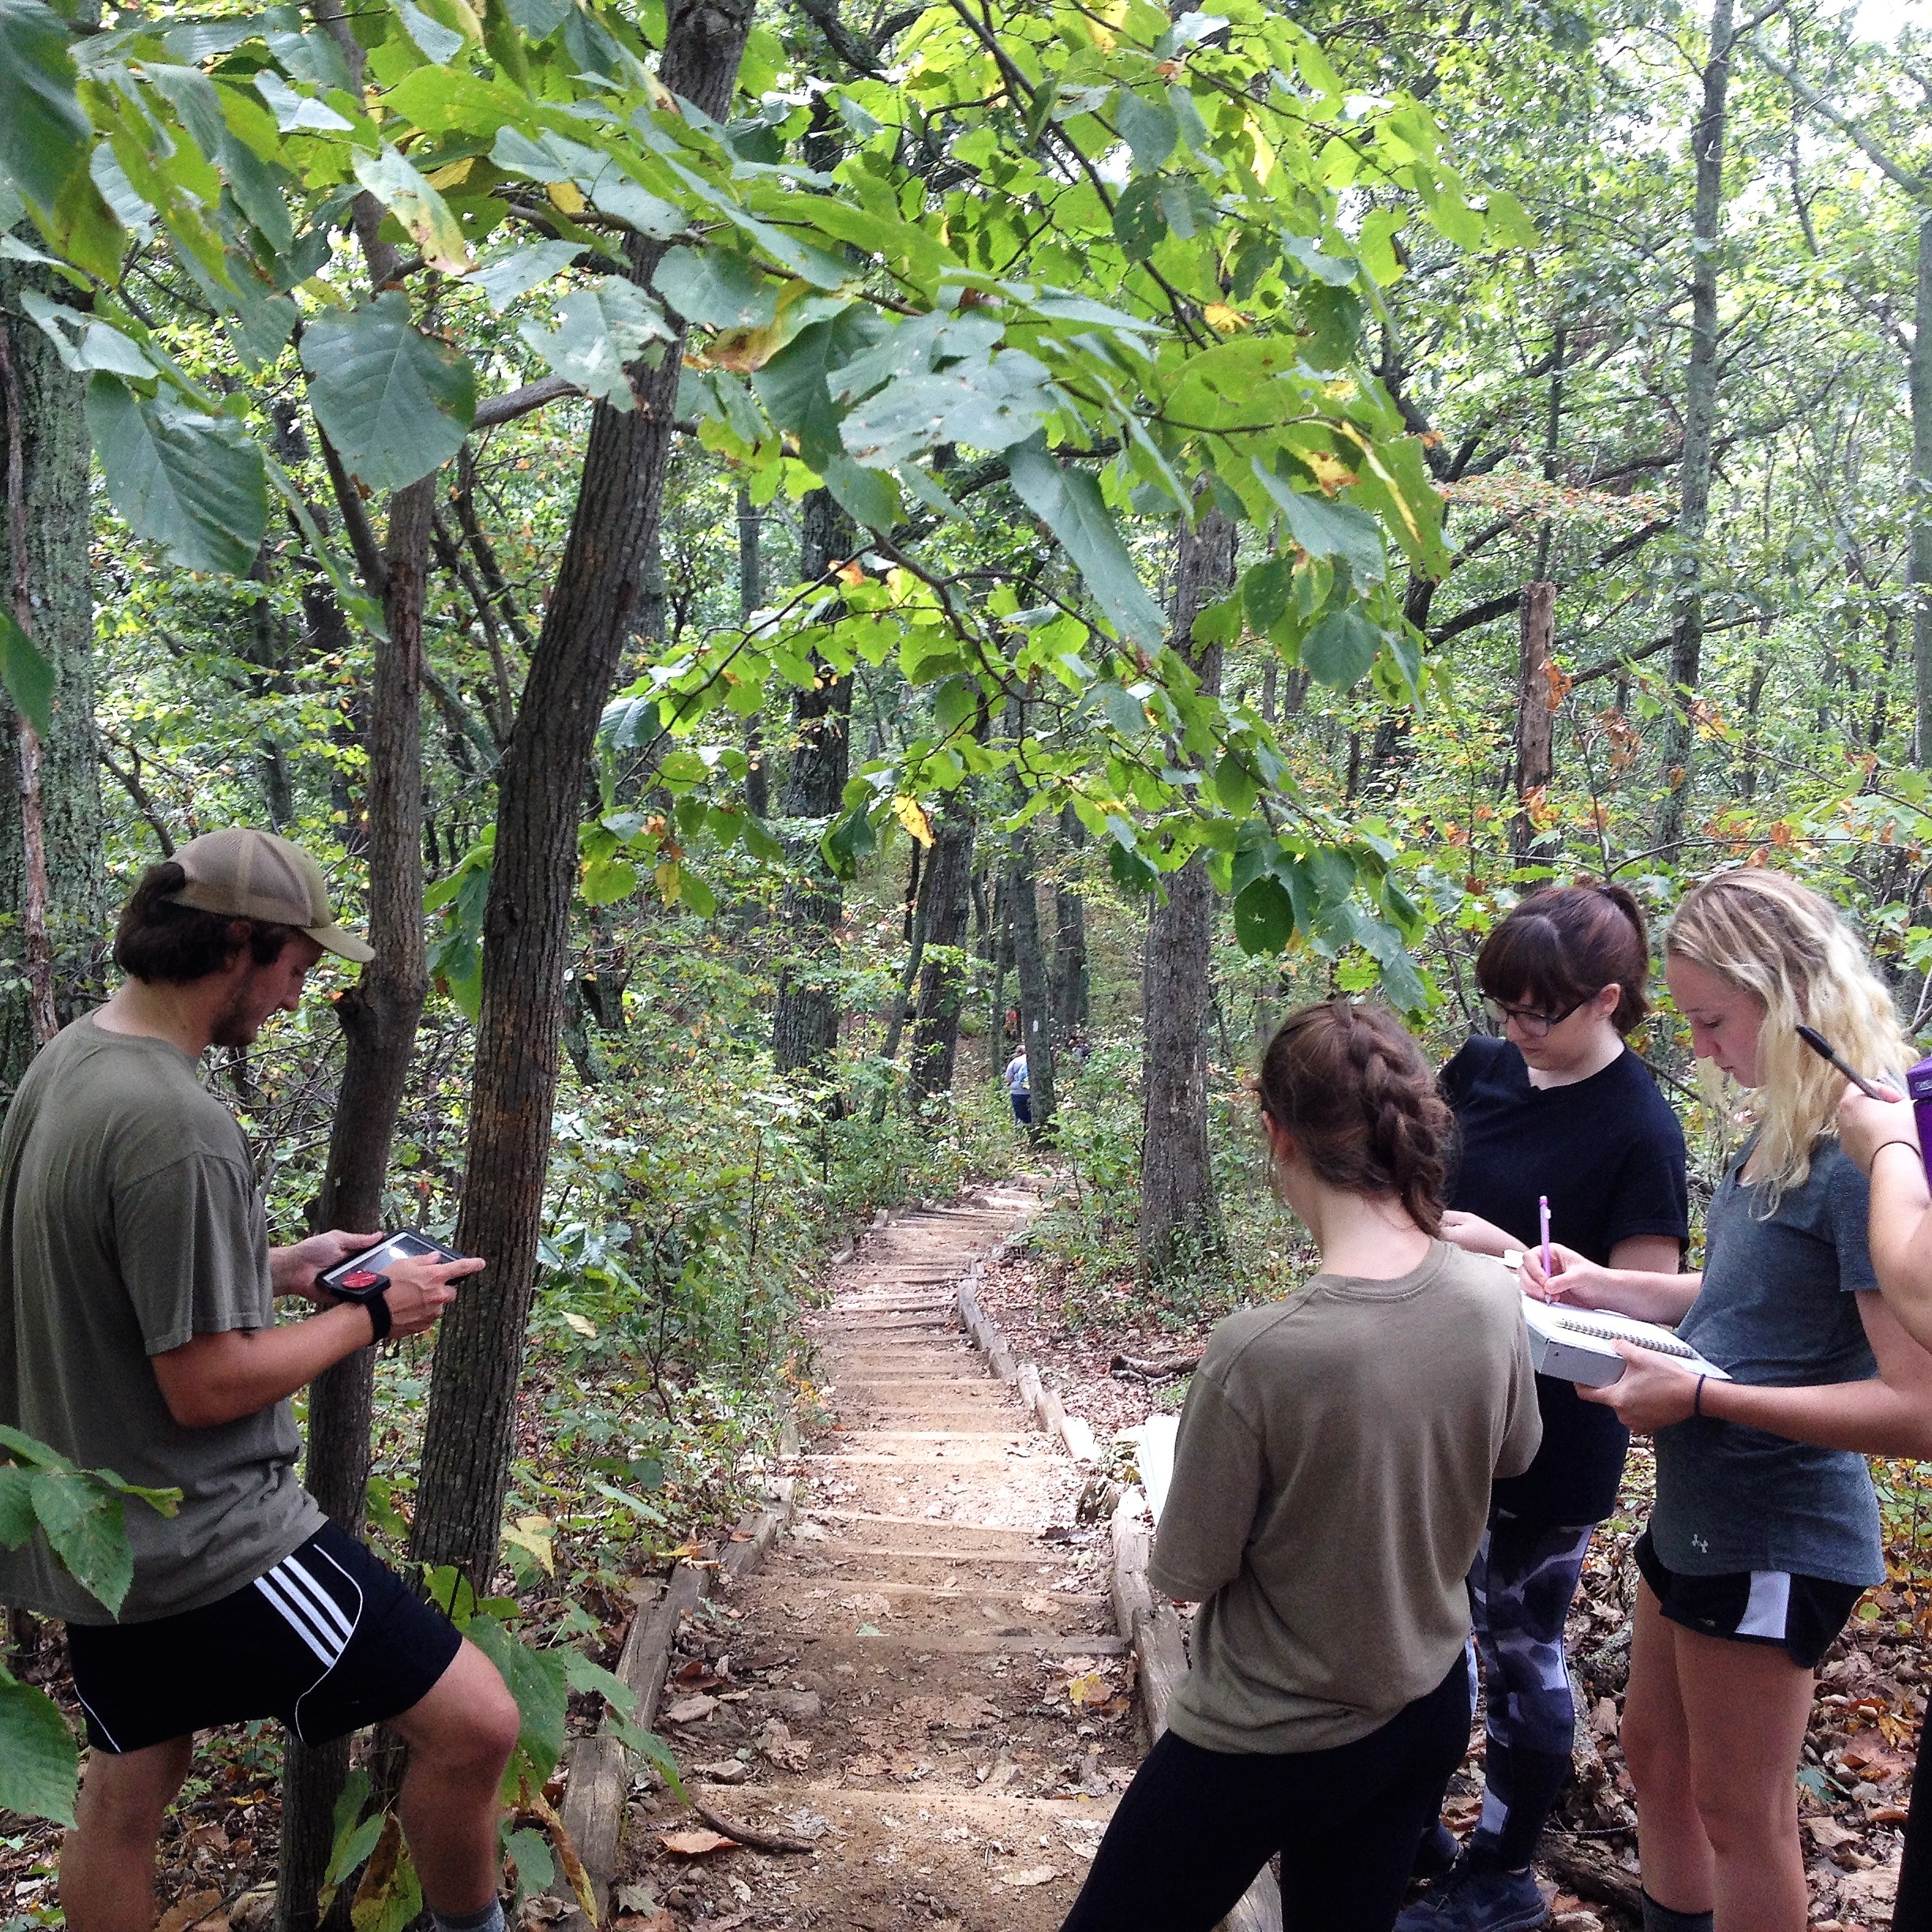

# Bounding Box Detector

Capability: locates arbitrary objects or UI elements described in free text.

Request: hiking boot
[1411,1822,1459,1880]
[1395,1859,1551,1931]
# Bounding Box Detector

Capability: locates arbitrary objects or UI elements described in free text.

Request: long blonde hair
[1666,870,1909,1203]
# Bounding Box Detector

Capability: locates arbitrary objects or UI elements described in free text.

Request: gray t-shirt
[1149,1242,1541,1754]
[1652,1134,1882,1587]
[0,1016,321,1623]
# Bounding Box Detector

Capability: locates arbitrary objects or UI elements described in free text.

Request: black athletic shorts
[66,1520,462,1754]
[1635,1527,1866,1670]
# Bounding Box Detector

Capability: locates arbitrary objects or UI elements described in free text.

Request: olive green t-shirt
[0,1017,321,1623]
[1149,1241,1541,1754]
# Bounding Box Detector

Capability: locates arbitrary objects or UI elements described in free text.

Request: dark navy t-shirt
[1440,1035,1690,1526]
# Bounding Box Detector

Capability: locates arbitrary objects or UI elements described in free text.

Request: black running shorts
[1635,1527,1866,1670]
[66,1520,462,1754]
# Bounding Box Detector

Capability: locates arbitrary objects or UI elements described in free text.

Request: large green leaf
[0,1462,37,1544]
[301,292,477,492]
[1233,875,1296,954]
[519,279,671,410]
[653,247,775,330]
[0,608,54,733]
[753,309,882,470]
[0,1674,78,1824]
[1007,439,1166,648]
[30,1468,131,1616]
[463,1613,568,1787]
[839,349,1053,468]
[470,242,584,313]
[84,375,268,577]
[0,0,92,213]
[1252,459,1387,584]
[1302,607,1382,690]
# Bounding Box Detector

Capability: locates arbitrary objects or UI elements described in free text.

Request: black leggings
[1058,1658,1471,1932]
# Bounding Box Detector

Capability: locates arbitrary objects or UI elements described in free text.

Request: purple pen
[1539,1195,1552,1276]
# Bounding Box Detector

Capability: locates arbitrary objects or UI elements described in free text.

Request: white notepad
[1518,1293,1729,1387]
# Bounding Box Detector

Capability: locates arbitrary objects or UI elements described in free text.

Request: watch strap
[365,1286,393,1345]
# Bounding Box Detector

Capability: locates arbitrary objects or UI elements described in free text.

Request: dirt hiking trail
[620,1185,1136,1931]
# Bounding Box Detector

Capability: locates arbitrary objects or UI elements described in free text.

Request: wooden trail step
[799,1631,1129,1657]
[812,1507,1061,1536]
[800,1540,1084,1567]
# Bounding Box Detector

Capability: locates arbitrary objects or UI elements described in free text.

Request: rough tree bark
[1510,580,1556,861]
[0,265,106,1101]
[907,798,976,1114]
[275,480,434,1932]
[408,0,758,1597]
[1653,0,1734,859]
[1139,508,1234,1285]
[772,489,852,1079]
[1050,802,1088,1044]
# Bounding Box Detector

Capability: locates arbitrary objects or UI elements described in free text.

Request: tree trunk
[1911,208,1931,767]
[1510,581,1556,860]
[772,490,852,1079]
[1140,509,1234,1285]
[907,800,975,1113]
[0,268,106,1102]
[1653,0,1734,858]
[738,485,768,817]
[275,479,434,1932]
[1050,803,1088,1044]
[407,0,758,1598]
[1007,832,1056,1133]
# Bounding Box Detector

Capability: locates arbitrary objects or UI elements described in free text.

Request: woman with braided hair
[1058,1000,1541,1932]
[1403,883,1690,1932]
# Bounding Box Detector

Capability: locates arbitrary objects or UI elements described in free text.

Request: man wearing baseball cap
[0,829,519,1932]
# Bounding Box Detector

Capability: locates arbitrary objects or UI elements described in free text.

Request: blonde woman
[1519,869,1932,1932]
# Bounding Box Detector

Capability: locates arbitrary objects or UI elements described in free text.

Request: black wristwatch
[326,1266,393,1344]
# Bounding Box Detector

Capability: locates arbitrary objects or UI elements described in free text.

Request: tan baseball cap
[164,828,376,964]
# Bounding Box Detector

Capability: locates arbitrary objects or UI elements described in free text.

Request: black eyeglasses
[1482,994,1588,1040]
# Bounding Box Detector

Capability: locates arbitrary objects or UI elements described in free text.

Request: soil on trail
[620,1186,1133,1932]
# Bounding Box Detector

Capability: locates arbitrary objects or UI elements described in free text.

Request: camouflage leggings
[1465,1512,1596,1870]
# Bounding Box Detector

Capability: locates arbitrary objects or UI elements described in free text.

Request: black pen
[1795,1024,1893,1101]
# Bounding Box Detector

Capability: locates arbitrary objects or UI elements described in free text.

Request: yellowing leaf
[427,157,476,190]
[701,322,787,373]
[548,181,586,215]
[1065,1670,1110,1706]
[1302,449,1357,494]
[561,1311,597,1338]
[351,148,473,275]
[1203,304,1246,334]
[500,1515,555,1574]
[892,796,934,846]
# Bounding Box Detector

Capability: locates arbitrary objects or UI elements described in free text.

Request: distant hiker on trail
[1402,884,1689,1932]
[1058,998,1541,1932]
[0,831,515,1932]
[1003,1046,1032,1126]
[1522,870,1932,1932]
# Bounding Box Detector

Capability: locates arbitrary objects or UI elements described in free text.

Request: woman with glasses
[1400,884,1689,1932]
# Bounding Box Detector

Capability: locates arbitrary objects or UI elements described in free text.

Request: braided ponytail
[1256,999,1454,1234]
